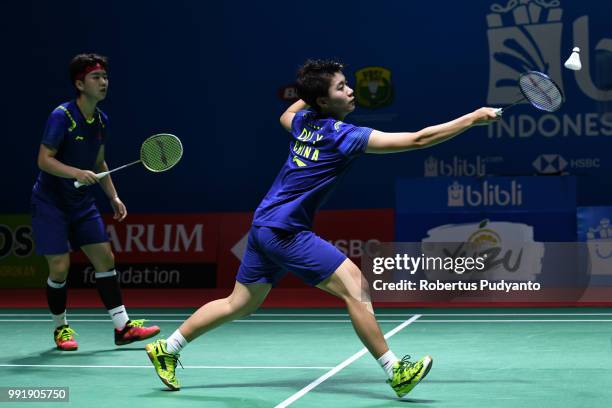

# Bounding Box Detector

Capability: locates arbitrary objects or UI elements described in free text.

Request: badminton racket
[494,71,564,116]
[74,133,183,188]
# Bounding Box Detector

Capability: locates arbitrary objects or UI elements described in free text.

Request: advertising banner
[0,215,47,288]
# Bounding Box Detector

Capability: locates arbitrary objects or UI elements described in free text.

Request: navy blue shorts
[237,226,346,286]
[31,196,108,255]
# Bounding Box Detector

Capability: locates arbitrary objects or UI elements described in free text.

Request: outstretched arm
[280,99,309,132]
[366,107,499,154]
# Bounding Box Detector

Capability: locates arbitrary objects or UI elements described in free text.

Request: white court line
[0,364,333,370]
[235,313,612,317]
[0,319,354,323]
[1,312,612,317]
[274,314,422,408]
[0,319,611,323]
[415,319,612,323]
[0,319,362,323]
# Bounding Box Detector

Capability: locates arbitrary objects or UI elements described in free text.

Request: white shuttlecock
[564,47,582,71]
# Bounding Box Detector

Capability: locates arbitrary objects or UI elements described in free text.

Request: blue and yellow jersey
[32,100,109,208]
[253,110,372,231]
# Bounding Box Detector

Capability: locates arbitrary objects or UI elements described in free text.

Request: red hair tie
[76,63,105,80]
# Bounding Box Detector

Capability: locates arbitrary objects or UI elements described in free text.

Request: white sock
[377,350,399,379]
[166,329,188,354]
[108,305,130,330]
[46,277,66,289]
[52,311,68,328]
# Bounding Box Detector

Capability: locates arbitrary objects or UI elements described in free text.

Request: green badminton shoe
[387,354,433,397]
[145,339,182,390]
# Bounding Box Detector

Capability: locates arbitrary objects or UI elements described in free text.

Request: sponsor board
[421,220,544,282]
[68,263,217,288]
[532,153,601,175]
[397,176,576,213]
[72,214,219,264]
[486,0,612,140]
[424,155,505,177]
[578,207,612,283]
[396,177,577,244]
[0,215,47,288]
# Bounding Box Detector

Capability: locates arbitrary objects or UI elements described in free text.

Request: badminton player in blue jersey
[146,60,498,396]
[32,53,160,351]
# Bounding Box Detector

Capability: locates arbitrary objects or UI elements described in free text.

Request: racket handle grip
[494,108,503,117]
[73,171,110,188]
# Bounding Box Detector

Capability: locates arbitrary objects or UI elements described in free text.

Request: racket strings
[141,134,183,172]
[155,139,169,166]
[519,73,563,112]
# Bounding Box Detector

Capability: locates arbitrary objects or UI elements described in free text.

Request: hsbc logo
[532,154,568,174]
[532,154,600,174]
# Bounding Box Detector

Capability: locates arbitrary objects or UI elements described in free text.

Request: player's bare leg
[145,281,271,390]
[316,258,386,357]
[180,281,271,341]
[317,258,433,397]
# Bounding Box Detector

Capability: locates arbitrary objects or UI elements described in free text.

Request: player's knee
[346,264,372,299]
[49,269,69,281]
[238,300,261,318]
[239,307,256,319]
[105,250,115,267]
[347,263,365,286]
[48,257,70,278]
[363,301,375,315]
[98,250,115,271]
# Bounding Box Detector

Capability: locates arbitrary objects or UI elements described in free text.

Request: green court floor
[0,308,610,407]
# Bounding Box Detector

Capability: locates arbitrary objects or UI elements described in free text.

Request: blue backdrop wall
[2,0,611,213]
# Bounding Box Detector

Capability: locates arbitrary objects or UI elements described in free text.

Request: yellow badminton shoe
[387,354,433,397]
[145,339,182,390]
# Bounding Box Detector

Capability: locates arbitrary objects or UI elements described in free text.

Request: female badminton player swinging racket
[145,59,499,397]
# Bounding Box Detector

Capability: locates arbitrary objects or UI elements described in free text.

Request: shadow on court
[139,391,275,407]
[399,399,438,404]
[8,346,144,366]
[143,384,441,406]
[426,379,530,384]
[174,379,445,403]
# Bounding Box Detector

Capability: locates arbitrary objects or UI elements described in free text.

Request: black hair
[69,53,108,94]
[296,59,344,112]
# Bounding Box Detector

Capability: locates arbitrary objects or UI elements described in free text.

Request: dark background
[2,0,611,214]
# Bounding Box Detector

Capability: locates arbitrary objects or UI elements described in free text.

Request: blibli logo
[425,156,487,177]
[448,180,523,207]
[447,182,465,206]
